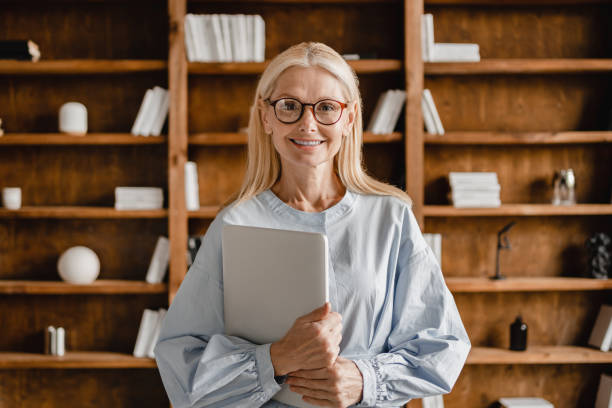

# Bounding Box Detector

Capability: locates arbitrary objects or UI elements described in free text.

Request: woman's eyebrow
[271,93,342,101]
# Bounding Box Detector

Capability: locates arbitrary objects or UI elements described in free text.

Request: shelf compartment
[188,59,402,75]
[0,133,167,145]
[188,131,403,145]
[425,59,612,75]
[424,204,612,217]
[424,131,612,145]
[0,352,156,369]
[0,207,168,219]
[0,60,167,75]
[446,277,612,292]
[188,206,220,219]
[0,280,167,295]
[467,346,612,365]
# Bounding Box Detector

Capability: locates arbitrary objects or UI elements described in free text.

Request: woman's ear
[258,98,273,134]
[343,101,358,136]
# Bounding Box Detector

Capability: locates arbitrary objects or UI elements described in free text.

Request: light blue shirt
[155,189,471,407]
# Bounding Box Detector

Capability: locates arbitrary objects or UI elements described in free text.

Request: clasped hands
[270,302,363,408]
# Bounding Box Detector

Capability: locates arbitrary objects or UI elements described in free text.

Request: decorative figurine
[492,221,516,280]
[552,168,576,205]
[59,102,88,135]
[585,233,611,279]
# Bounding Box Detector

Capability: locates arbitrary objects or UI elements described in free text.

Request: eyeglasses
[265,97,348,125]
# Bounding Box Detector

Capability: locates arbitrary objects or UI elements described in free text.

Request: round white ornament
[59,102,88,135]
[57,246,100,284]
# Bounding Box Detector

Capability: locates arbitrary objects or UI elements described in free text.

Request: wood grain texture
[0,60,167,75]
[0,207,167,219]
[425,59,612,75]
[0,133,167,145]
[189,59,402,74]
[423,204,612,216]
[0,352,157,369]
[424,131,612,144]
[188,131,403,145]
[446,276,612,292]
[467,346,612,364]
[0,281,167,295]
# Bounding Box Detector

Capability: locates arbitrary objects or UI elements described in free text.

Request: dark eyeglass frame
[265,97,348,125]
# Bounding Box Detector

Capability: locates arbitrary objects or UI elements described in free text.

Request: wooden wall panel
[425,216,612,277]
[0,369,168,408]
[0,220,167,280]
[426,5,612,58]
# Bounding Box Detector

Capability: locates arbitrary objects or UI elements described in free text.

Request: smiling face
[260,66,355,173]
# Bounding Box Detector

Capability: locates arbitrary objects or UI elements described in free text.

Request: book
[131,89,154,136]
[421,14,434,62]
[185,161,200,211]
[141,87,164,137]
[210,14,227,62]
[115,187,164,210]
[386,90,406,134]
[367,90,406,134]
[450,172,499,187]
[0,40,41,62]
[596,373,612,408]
[498,398,554,408]
[184,14,197,62]
[432,43,480,62]
[220,14,233,62]
[146,308,167,358]
[422,89,444,135]
[145,236,170,284]
[254,14,265,62]
[588,304,612,351]
[133,309,159,358]
[150,88,169,137]
[421,94,437,134]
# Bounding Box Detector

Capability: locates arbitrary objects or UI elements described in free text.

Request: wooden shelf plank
[0,352,156,369]
[188,59,402,75]
[446,277,612,293]
[424,131,612,145]
[426,0,610,4]
[0,133,167,145]
[188,206,221,219]
[423,204,612,217]
[188,131,402,145]
[0,207,168,219]
[0,60,167,75]
[0,280,167,295]
[425,59,612,75]
[467,346,612,365]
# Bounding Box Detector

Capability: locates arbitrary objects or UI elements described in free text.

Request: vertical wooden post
[405,0,425,229]
[168,0,188,304]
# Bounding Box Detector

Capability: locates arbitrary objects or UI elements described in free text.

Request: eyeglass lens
[274,98,343,125]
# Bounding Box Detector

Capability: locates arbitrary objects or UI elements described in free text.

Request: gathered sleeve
[353,208,471,407]
[153,217,282,407]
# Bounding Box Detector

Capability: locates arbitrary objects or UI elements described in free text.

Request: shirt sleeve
[153,216,282,407]
[353,208,471,407]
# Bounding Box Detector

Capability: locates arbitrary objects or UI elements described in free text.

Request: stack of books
[0,40,41,62]
[133,308,167,358]
[498,398,553,408]
[131,86,169,137]
[421,14,480,62]
[588,304,612,351]
[145,236,170,284]
[184,14,265,62]
[423,233,442,265]
[449,172,501,208]
[422,89,444,135]
[114,187,164,210]
[366,89,406,134]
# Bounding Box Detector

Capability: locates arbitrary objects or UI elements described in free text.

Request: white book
[422,89,444,135]
[220,14,233,62]
[210,14,226,61]
[370,91,394,134]
[193,14,207,61]
[449,172,499,187]
[499,398,553,408]
[237,14,248,62]
[596,373,612,408]
[366,92,387,133]
[254,15,265,62]
[588,304,612,351]
[184,14,197,62]
[115,187,164,200]
[386,90,406,134]
[432,43,480,62]
[146,308,167,358]
[246,15,255,61]
[230,15,242,63]
[380,90,400,134]
[199,15,213,62]
[150,88,169,137]
[145,236,170,284]
[131,89,154,136]
[115,202,163,210]
[133,309,159,358]
[453,199,501,208]
[141,87,164,137]
[185,161,201,211]
[421,94,437,134]
[421,14,434,62]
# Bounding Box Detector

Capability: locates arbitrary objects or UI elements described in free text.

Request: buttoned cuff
[255,343,282,400]
[353,359,377,407]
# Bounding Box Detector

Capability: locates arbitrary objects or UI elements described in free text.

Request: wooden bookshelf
[0,207,168,219]
[188,131,403,145]
[0,280,167,295]
[423,204,612,217]
[0,60,167,75]
[0,133,167,145]
[0,352,156,369]
[446,277,612,292]
[466,346,612,365]
[424,131,612,145]
[188,59,402,74]
[425,58,612,75]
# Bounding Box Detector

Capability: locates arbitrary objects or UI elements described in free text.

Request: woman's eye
[280,101,299,111]
[317,102,338,112]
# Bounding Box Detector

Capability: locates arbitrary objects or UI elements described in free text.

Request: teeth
[292,139,323,146]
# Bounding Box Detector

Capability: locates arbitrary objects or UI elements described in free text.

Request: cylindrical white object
[185,161,200,211]
[46,326,56,355]
[56,327,65,356]
[59,102,88,135]
[57,246,100,284]
[2,187,22,209]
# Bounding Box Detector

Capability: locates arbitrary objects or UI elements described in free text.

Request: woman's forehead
[272,66,345,100]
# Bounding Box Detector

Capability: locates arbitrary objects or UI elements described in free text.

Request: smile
[290,139,325,146]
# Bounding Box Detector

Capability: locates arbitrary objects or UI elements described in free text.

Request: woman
[155,42,470,408]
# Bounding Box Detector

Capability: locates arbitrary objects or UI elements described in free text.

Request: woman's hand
[286,356,364,407]
[270,302,342,375]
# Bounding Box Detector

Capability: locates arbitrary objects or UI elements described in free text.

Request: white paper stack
[185,14,265,62]
[133,308,167,358]
[588,304,612,351]
[449,172,501,208]
[421,14,480,62]
[596,373,612,408]
[145,236,170,284]
[115,187,164,210]
[423,233,442,265]
[185,161,200,211]
[498,398,554,408]
[366,89,406,134]
[131,86,169,137]
[422,89,444,135]
[422,395,444,408]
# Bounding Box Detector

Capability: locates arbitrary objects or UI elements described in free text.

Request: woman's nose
[298,106,317,132]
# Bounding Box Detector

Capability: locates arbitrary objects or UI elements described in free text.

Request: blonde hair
[231,41,412,207]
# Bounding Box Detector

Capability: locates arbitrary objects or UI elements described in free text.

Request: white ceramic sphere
[57,246,100,284]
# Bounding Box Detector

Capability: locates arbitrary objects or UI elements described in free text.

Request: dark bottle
[510,315,528,351]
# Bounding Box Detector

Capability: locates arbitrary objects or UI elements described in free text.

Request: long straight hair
[230,42,412,206]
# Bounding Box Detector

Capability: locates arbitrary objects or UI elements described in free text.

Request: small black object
[510,315,528,351]
[585,232,611,279]
[492,221,516,280]
[274,375,288,385]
